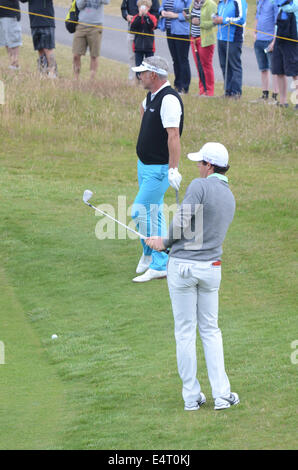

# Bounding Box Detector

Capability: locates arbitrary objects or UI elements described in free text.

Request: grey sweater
[164,174,236,261]
[76,0,110,25]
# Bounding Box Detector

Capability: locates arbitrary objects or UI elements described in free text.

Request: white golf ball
[51,334,58,340]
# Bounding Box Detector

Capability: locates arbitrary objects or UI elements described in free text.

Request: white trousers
[167,257,231,407]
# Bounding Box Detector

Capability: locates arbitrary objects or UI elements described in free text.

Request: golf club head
[83,189,93,204]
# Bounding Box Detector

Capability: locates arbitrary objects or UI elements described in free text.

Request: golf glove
[168,168,182,191]
[178,263,193,278]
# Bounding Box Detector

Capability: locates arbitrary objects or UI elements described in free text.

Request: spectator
[184,0,217,96]
[271,0,298,108]
[159,0,192,94]
[130,0,158,80]
[213,0,248,99]
[73,0,110,81]
[121,0,160,85]
[0,0,22,70]
[253,0,279,103]
[20,0,57,78]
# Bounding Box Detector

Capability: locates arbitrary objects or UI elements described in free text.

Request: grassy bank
[0,37,297,450]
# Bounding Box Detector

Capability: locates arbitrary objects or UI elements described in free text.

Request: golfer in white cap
[146,142,240,411]
[131,56,184,283]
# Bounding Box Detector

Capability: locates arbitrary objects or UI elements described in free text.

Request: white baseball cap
[187,142,229,167]
[132,61,168,76]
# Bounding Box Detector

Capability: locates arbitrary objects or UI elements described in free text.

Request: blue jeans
[131,160,169,271]
[135,51,154,66]
[135,51,154,79]
[166,30,191,93]
[254,40,272,71]
[218,40,243,96]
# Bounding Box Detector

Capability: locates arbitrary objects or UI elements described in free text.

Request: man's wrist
[163,238,171,249]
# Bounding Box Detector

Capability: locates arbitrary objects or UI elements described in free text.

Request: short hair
[143,56,169,79]
[202,160,230,174]
[137,0,152,7]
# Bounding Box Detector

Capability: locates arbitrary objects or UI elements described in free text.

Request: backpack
[65,0,79,33]
[276,10,298,42]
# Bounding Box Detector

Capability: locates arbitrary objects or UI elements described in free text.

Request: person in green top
[183,0,217,96]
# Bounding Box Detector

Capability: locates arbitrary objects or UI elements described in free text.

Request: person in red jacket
[130,0,157,80]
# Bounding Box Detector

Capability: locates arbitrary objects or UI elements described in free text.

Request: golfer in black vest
[131,56,184,282]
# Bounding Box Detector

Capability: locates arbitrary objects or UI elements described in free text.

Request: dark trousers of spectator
[166,30,191,93]
[218,40,243,96]
[135,51,154,66]
[135,51,154,79]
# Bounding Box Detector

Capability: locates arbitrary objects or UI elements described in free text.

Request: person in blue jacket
[213,0,247,98]
[159,0,192,94]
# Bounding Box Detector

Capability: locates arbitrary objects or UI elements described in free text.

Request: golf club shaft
[85,202,146,239]
[166,190,179,254]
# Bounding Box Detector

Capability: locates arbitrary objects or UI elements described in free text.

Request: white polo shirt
[142,81,182,129]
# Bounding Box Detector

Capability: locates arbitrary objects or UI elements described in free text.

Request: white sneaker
[132,268,167,283]
[214,392,240,410]
[184,392,206,411]
[136,254,152,274]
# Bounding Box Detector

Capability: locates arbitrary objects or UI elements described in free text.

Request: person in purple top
[253,0,279,103]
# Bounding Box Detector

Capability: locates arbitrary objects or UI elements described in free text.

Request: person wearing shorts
[20,0,57,78]
[271,0,298,107]
[0,0,22,69]
[73,0,110,81]
[253,0,279,102]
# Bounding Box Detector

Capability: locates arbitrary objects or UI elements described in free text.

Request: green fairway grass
[0,268,70,449]
[0,37,297,450]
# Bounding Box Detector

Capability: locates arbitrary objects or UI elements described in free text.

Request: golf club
[82,190,146,239]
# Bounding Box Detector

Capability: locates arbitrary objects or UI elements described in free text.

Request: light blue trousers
[131,160,169,271]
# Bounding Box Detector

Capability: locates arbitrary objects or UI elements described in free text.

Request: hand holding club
[145,236,165,252]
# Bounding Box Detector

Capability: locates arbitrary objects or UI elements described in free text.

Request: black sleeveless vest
[136,86,184,165]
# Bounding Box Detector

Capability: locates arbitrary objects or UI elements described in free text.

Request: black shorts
[31,27,55,51]
[271,39,298,76]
